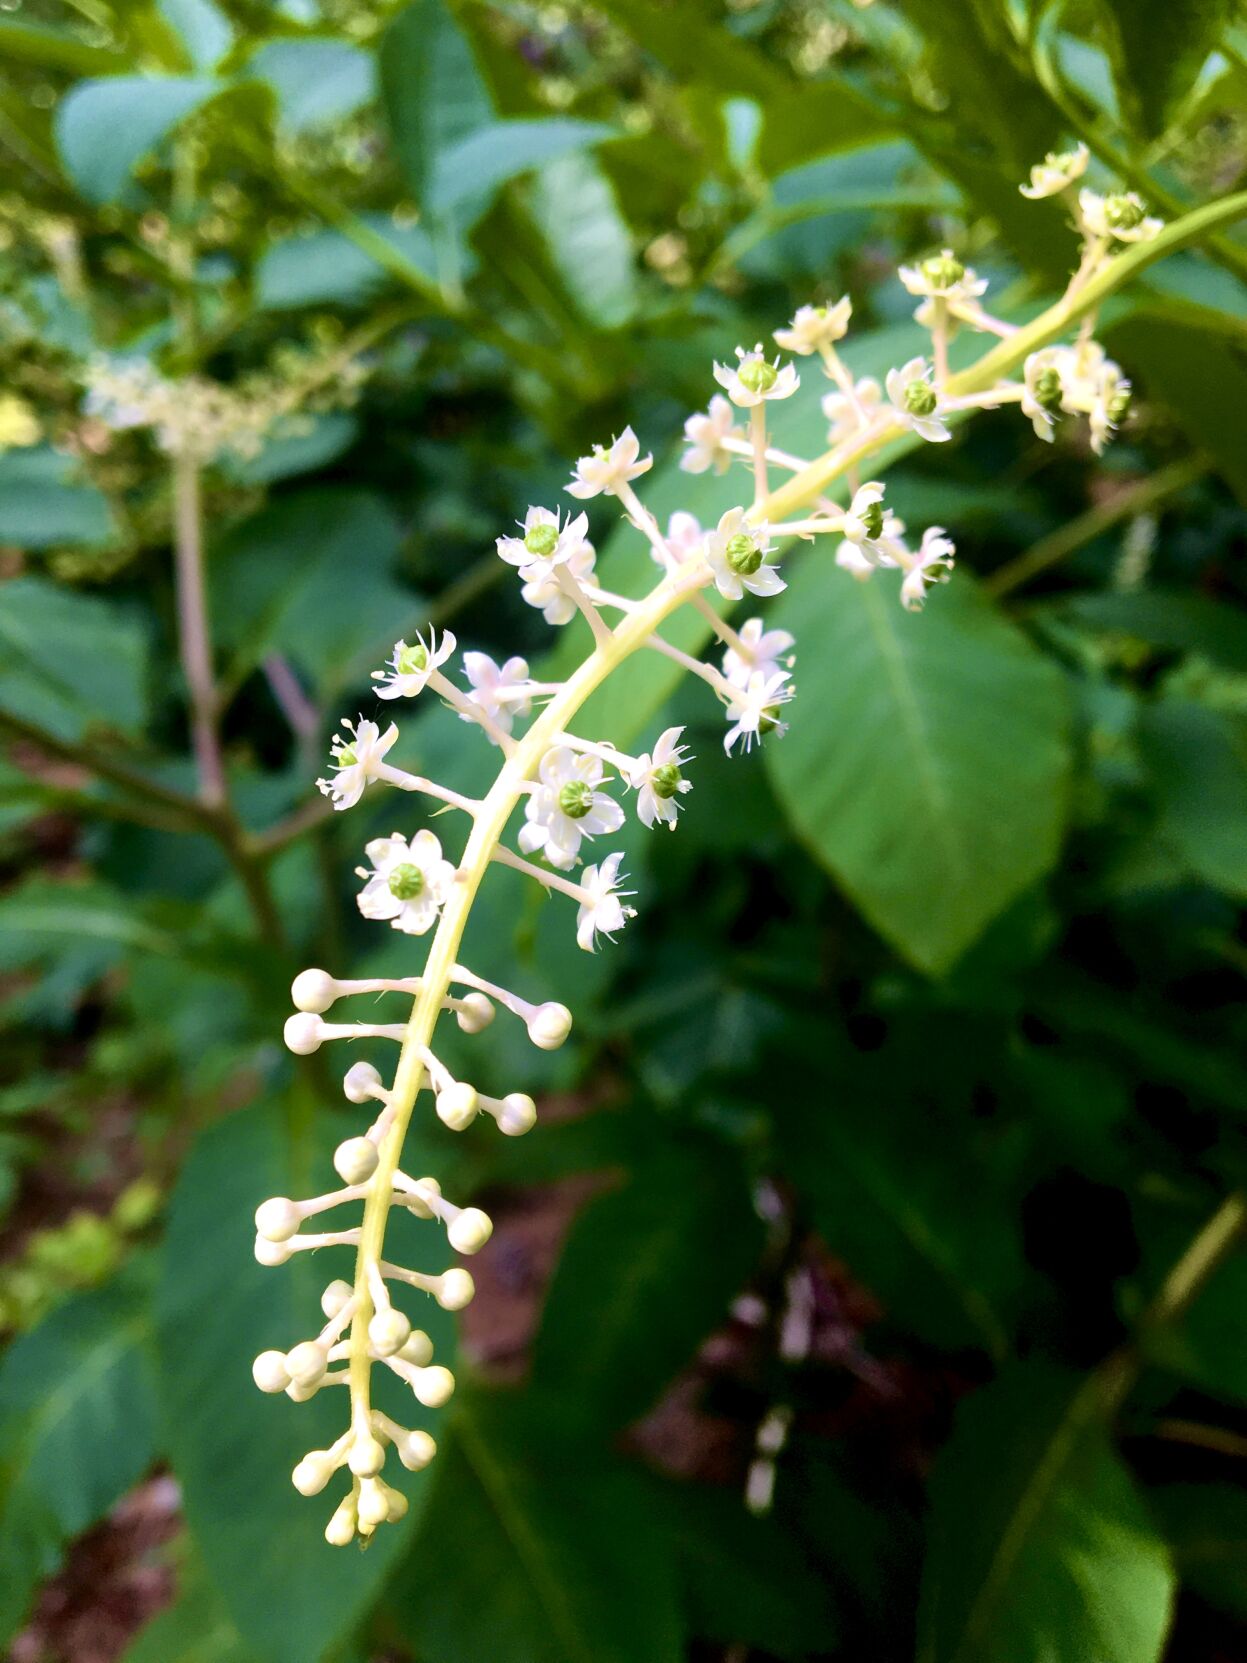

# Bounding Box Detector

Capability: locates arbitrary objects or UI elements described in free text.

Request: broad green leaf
[1054,591,1247,671]
[55,76,219,203]
[1097,0,1235,137]
[217,412,358,485]
[765,566,1071,974]
[918,1365,1175,1663]
[1139,700,1247,898]
[390,1394,684,1663]
[157,1095,455,1663]
[0,446,116,549]
[526,151,637,330]
[590,0,785,99]
[426,119,616,216]
[1143,1238,1247,1401]
[122,1547,256,1663]
[1152,1483,1247,1622]
[0,1267,159,1645]
[254,216,439,309]
[158,0,233,72]
[532,1135,763,1427]
[0,576,148,741]
[248,39,376,133]
[379,0,494,203]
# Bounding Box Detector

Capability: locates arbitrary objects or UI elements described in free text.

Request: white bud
[357,1477,390,1531]
[349,1434,386,1477]
[435,1268,475,1310]
[285,1340,328,1388]
[284,1012,323,1055]
[254,1235,292,1267]
[399,1328,434,1366]
[252,1349,291,1393]
[255,1196,302,1242]
[527,1002,572,1050]
[291,968,339,1013]
[286,1378,322,1402]
[385,1484,410,1522]
[397,1429,437,1471]
[455,992,495,1034]
[448,1206,493,1256]
[343,1060,384,1104]
[368,1307,411,1358]
[321,1278,354,1319]
[436,1082,479,1131]
[324,1491,357,1546]
[292,1451,335,1495]
[334,1136,378,1186]
[404,1177,441,1219]
[412,1364,456,1407]
[497,1092,537,1137]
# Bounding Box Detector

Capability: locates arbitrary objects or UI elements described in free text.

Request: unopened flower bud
[527,1002,572,1050]
[285,1340,329,1388]
[325,1491,357,1546]
[385,1485,409,1523]
[357,1476,390,1530]
[334,1136,378,1185]
[456,992,495,1034]
[255,1197,302,1242]
[291,968,338,1013]
[412,1364,456,1407]
[321,1278,353,1319]
[292,1451,336,1495]
[497,1092,538,1136]
[255,1235,292,1267]
[436,1082,479,1131]
[349,1434,386,1477]
[435,1268,476,1310]
[448,1206,493,1255]
[398,1429,437,1471]
[284,1012,323,1055]
[399,1328,434,1366]
[252,1349,291,1393]
[368,1307,411,1357]
[343,1061,384,1104]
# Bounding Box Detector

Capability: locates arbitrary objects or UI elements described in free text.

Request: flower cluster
[254,140,1154,1536]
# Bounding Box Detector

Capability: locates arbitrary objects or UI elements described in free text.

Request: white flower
[1051,341,1130,450]
[723,618,795,689]
[897,251,988,306]
[713,344,800,409]
[518,746,625,870]
[681,396,743,475]
[1089,368,1131,456]
[838,509,906,578]
[566,427,652,499]
[772,299,852,356]
[496,506,590,572]
[1021,347,1064,442]
[575,853,635,952]
[704,507,785,601]
[520,539,596,625]
[899,527,956,611]
[661,511,705,570]
[823,376,882,445]
[355,830,455,935]
[1078,189,1162,243]
[628,726,693,829]
[886,357,951,443]
[723,670,794,755]
[462,652,532,739]
[1019,143,1089,199]
[371,629,457,700]
[838,482,889,566]
[316,717,398,810]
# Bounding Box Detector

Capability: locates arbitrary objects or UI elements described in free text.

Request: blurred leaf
[918,1365,1175,1663]
[157,0,234,73]
[0,16,128,76]
[122,1547,256,1663]
[248,39,376,134]
[1139,700,1247,898]
[1097,0,1235,138]
[427,119,616,217]
[765,568,1071,975]
[379,0,494,203]
[1151,1483,1247,1622]
[157,1095,454,1663]
[254,217,440,309]
[532,1135,763,1427]
[55,76,219,203]
[216,412,359,485]
[391,1393,684,1663]
[0,447,117,549]
[1055,591,1247,670]
[0,1265,158,1646]
[1143,1242,1247,1401]
[0,576,148,741]
[526,151,637,330]
[591,0,784,99]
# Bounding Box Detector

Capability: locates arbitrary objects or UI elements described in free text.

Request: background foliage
[1,1,1246,1660]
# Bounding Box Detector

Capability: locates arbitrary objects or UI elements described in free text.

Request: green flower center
[904,379,938,417]
[725,532,763,575]
[524,523,559,557]
[738,358,778,395]
[920,254,964,289]
[388,862,425,901]
[651,763,682,800]
[396,642,428,675]
[336,745,357,768]
[1104,194,1145,230]
[1034,367,1064,412]
[1106,388,1131,423]
[558,780,593,820]
[860,501,885,541]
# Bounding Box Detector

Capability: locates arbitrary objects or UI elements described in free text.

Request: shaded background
[1,1,1247,1660]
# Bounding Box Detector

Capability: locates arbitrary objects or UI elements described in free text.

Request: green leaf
[0,1267,159,1646]
[532,1135,763,1428]
[0,576,148,742]
[918,1364,1176,1663]
[764,566,1071,974]
[526,151,637,330]
[390,1393,684,1663]
[157,1095,455,1663]
[122,1548,256,1663]
[248,39,376,133]
[157,0,234,73]
[426,118,616,216]
[0,446,117,549]
[1139,700,1247,898]
[1143,1239,1247,1400]
[1152,1483,1247,1622]
[0,16,128,76]
[379,0,494,204]
[216,412,358,485]
[254,216,439,309]
[1097,0,1235,138]
[55,76,219,203]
